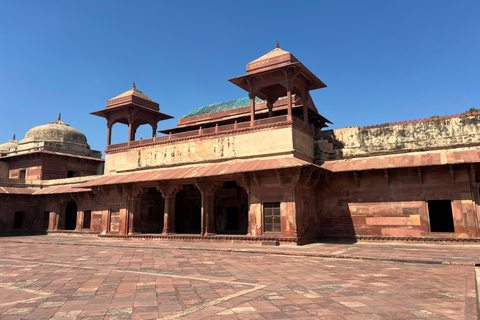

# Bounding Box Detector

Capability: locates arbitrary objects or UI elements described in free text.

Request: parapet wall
[316,112,480,159]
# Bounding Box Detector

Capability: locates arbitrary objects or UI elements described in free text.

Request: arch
[65,201,77,230]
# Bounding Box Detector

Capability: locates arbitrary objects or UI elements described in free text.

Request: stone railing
[106,115,310,153]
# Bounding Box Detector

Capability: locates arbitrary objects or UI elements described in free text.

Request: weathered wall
[105,126,311,174]
[0,195,45,232]
[0,161,9,179]
[318,164,479,239]
[317,114,480,159]
[8,157,42,180]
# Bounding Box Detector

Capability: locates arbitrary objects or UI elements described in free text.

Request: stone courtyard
[0,236,478,319]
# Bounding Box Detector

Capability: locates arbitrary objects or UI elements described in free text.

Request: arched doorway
[215,181,248,235]
[175,184,201,234]
[65,201,77,230]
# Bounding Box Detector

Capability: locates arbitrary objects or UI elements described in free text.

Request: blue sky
[0,1,479,153]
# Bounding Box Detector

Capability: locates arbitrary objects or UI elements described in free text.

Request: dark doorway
[65,201,77,230]
[13,211,25,229]
[139,188,164,233]
[43,211,50,229]
[215,181,248,235]
[83,210,91,229]
[428,200,455,233]
[226,207,239,230]
[175,184,201,234]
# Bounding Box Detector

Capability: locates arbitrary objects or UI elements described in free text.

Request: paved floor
[0,236,478,319]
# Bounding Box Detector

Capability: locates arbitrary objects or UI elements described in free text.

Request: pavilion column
[249,91,256,127]
[128,122,133,143]
[151,123,157,138]
[107,123,113,147]
[267,100,273,117]
[286,83,293,122]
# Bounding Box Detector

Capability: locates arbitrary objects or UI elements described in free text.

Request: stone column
[195,180,220,236]
[249,91,256,127]
[286,85,293,122]
[107,123,112,147]
[152,123,157,138]
[162,195,176,234]
[128,196,141,234]
[158,184,180,235]
[48,211,56,231]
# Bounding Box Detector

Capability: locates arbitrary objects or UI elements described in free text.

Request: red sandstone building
[2,45,480,245]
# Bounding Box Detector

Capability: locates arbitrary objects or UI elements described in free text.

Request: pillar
[128,197,141,234]
[152,124,157,138]
[163,195,176,234]
[267,100,274,117]
[249,91,256,126]
[128,122,133,142]
[107,123,112,146]
[287,86,293,122]
[199,191,216,235]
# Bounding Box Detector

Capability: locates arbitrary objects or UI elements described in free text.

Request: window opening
[13,211,25,229]
[67,171,77,178]
[264,202,281,232]
[83,210,91,229]
[428,200,455,232]
[19,169,26,180]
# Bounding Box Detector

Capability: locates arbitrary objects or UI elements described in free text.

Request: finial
[276,40,279,49]
[58,112,61,121]
[13,134,15,140]
[133,82,136,90]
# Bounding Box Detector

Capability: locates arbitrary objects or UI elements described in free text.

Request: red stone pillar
[48,211,56,231]
[128,197,140,234]
[128,122,133,142]
[195,180,219,236]
[163,195,176,234]
[267,100,273,117]
[152,124,157,138]
[201,191,216,235]
[287,88,293,122]
[249,91,256,127]
[107,123,112,147]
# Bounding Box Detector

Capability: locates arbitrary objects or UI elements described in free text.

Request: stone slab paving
[0,236,477,319]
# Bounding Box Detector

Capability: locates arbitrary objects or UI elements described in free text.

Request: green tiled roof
[180,97,265,119]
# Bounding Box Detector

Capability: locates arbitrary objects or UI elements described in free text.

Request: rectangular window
[83,210,91,229]
[13,211,25,229]
[19,170,26,180]
[264,202,281,232]
[109,208,120,233]
[428,200,455,233]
